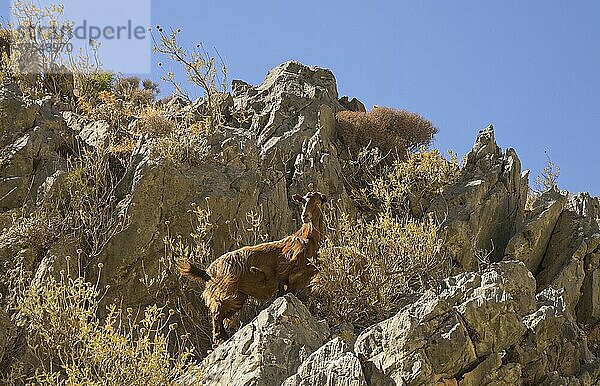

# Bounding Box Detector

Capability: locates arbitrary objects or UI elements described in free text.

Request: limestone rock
[459,354,522,386]
[283,337,366,386]
[430,125,527,270]
[0,126,67,211]
[233,61,342,158]
[78,120,109,147]
[537,193,600,316]
[180,294,329,386]
[0,81,39,148]
[511,288,594,384]
[354,261,535,385]
[505,189,567,273]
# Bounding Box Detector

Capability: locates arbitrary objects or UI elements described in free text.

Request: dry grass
[134,106,175,136]
[336,106,437,159]
[311,210,449,328]
[353,149,460,218]
[2,264,193,385]
[310,149,458,328]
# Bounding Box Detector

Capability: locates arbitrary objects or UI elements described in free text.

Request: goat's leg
[222,293,248,334]
[212,310,227,348]
[288,265,318,300]
[213,293,248,347]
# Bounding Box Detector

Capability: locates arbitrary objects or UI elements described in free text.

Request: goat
[179,192,327,346]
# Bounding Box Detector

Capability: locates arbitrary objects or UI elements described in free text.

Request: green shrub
[75,71,114,101]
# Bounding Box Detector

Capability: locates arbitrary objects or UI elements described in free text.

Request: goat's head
[293,192,327,223]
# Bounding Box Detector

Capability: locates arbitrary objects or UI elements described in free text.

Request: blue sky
[2,1,599,195]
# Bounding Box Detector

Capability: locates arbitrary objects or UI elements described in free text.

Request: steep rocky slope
[1,61,599,385]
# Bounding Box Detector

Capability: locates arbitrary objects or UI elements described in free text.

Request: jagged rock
[505,189,567,273]
[78,120,109,147]
[290,103,351,208]
[0,96,70,212]
[536,193,600,315]
[283,337,366,386]
[233,61,343,158]
[354,261,535,385]
[510,288,594,384]
[0,126,66,211]
[0,81,39,148]
[338,96,366,112]
[429,125,527,270]
[180,294,329,386]
[232,61,353,204]
[459,354,522,386]
[578,234,600,325]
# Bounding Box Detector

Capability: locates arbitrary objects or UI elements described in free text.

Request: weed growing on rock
[353,149,460,218]
[152,26,227,132]
[4,260,193,385]
[312,150,456,328]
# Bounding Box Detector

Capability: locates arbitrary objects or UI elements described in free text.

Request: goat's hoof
[212,338,225,349]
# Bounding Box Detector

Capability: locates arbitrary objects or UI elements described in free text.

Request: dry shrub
[311,211,449,328]
[336,107,437,159]
[135,106,175,136]
[4,264,192,385]
[369,149,460,217]
[113,76,159,107]
[153,120,210,166]
[311,149,457,328]
[526,152,561,211]
[152,26,227,132]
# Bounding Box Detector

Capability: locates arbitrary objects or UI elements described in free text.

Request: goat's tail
[178,260,211,282]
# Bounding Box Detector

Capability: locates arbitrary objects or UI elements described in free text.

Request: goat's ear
[292,194,305,204]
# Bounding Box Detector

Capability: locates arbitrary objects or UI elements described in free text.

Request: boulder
[0,126,67,211]
[536,193,600,316]
[510,288,595,384]
[283,337,366,386]
[354,261,535,385]
[180,294,329,386]
[429,125,527,270]
[233,61,343,160]
[78,120,109,148]
[233,61,353,203]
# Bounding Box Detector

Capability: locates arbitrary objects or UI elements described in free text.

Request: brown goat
[179,192,327,346]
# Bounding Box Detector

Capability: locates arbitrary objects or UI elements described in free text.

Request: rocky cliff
[1,61,599,385]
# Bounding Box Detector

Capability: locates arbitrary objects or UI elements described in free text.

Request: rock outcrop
[188,261,598,385]
[283,337,367,386]
[1,62,600,385]
[180,294,329,386]
[430,125,528,270]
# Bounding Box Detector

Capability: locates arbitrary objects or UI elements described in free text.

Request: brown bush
[336,107,437,159]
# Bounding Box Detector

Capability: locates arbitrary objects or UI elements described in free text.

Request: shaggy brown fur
[179,192,327,346]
